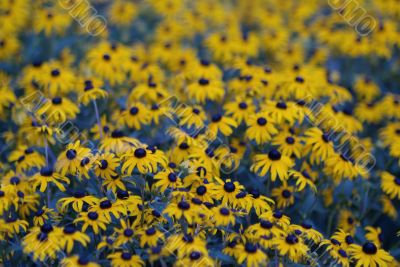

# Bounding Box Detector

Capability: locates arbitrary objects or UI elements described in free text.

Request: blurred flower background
[0,0,400,266]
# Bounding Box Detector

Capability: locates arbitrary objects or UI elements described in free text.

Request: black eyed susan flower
[187,59,222,80]
[272,130,303,159]
[143,208,167,225]
[329,248,350,267]
[56,140,92,176]
[380,94,400,119]
[224,98,255,125]
[380,196,397,220]
[348,242,393,267]
[114,219,136,246]
[108,251,144,267]
[37,95,79,123]
[78,78,108,106]
[154,170,182,192]
[205,32,237,63]
[291,222,323,244]
[236,242,267,267]
[147,245,166,263]
[121,146,162,174]
[178,105,207,129]
[31,166,70,192]
[102,174,131,193]
[263,100,299,125]
[249,188,274,216]
[364,227,384,247]
[353,76,380,102]
[33,8,71,36]
[2,216,28,237]
[108,0,137,26]
[289,170,317,192]
[97,236,116,251]
[0,34,20,60]
[381,171,400,199]
[2,170,27,190]
[123,102,150,130]
[187,77,225,103]
[74,211,109,234]
[379,122,400,147]
[0,81,16,115]
[223,239,240,257]
[100,129,141,155]
[208,113,238,138]
[93,153,120,180]
[233,190,254,212]
[335,108,363,134]
[91,116,113,140]
[90,198,126,221]
[61,255,100,267]
[8,145,45,172]
[260,210,291,228]
[325,153,365,182]
[271,183,295,208]
[16,188,40,218]
[129,79,170,103]
[321,237,343,254]
[32,206,57,226]
[338,210,358,235]
[283,74,316,100]
[274,233,309,262]
[212,206,236,226]
[58,190,98,213]
[250,149,294,181]
[331,229,355,250]
[176,250,215,267]
[165,233,208,258]
[57,225,90,253]
[22,224,62,261]
[188,181,215,203]
[148,102,171,125]
[37,62,75,94]
[163,199,196,224]
[138,226,164,247]
[247,219,284,243]
[213,178,244,205]
[246,112,278,144]
[303,127,335,165]
[182,160,213,185]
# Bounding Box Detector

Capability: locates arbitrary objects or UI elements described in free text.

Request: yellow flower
[33,7,71,36]
[348,242,393,267]
[271,183,295,208]
[108,251,144,267]
[61,255,100,267]
[187,77,225,104]
[245,113,278,144]
[31,166,70,192]
[251,149,294,181]
[74,211,109,234]
[236,243,268,267]
[94,153,120,180]
[55,140,92,176]
[109,0,137,26]
[78,78,108,105]
[381,171,400,199]
[211,206,236,226]
[208,113,238,137]
[274,233,309,262]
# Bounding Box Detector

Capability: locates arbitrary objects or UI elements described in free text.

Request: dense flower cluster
[0,0,400,266]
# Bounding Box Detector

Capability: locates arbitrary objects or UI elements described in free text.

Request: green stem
[93,100,103,139]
